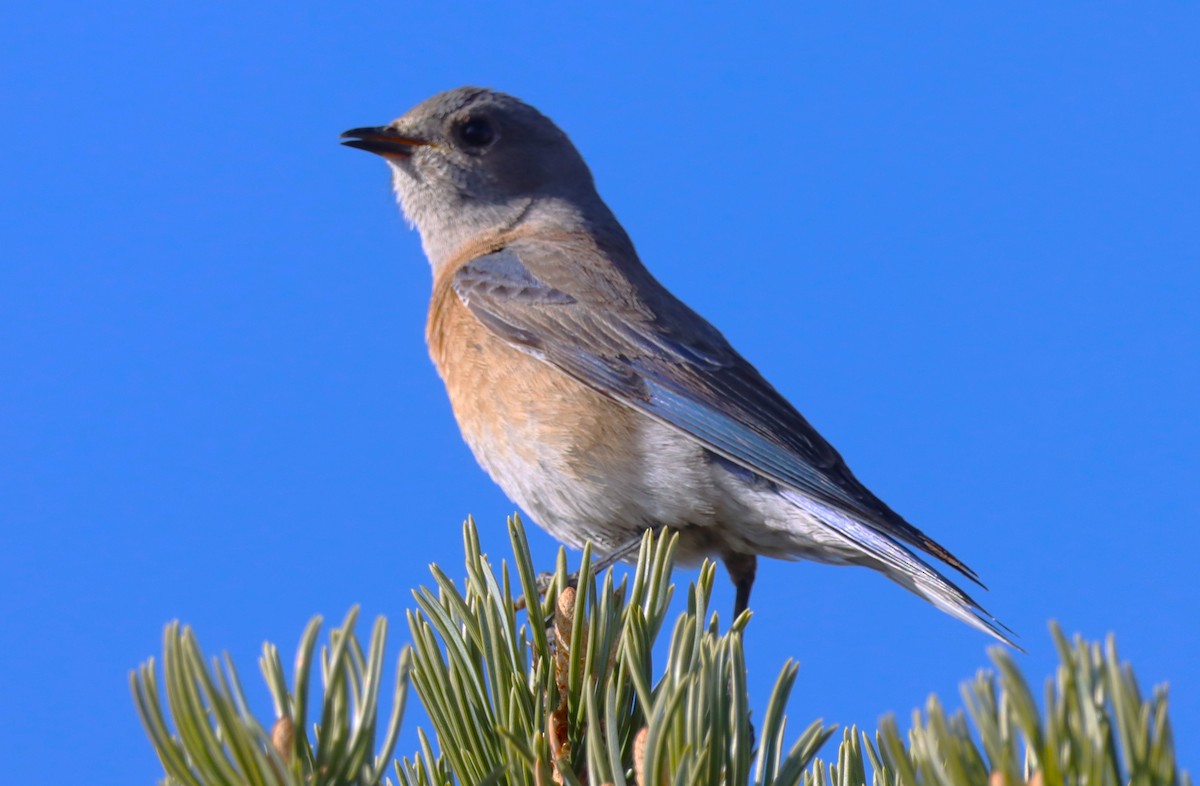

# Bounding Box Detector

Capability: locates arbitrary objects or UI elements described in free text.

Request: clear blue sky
[2,3,1197,780]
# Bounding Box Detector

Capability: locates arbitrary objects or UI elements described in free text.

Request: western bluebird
[342,86,1013,645]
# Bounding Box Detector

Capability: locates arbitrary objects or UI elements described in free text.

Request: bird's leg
[591,537,643,573]
[721,552,759,747]
[533,537,642,592]
[521,537,644,615]
[723,552,757,619]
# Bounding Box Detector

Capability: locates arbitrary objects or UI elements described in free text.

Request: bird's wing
[453,242,965,562]
[452,241,1013,644]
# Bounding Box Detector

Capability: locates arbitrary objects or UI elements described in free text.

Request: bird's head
[343,87,603,268]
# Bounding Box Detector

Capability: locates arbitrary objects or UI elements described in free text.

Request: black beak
[340,126,429,158]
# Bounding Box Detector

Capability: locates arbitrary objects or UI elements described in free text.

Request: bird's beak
[340,126,429,158]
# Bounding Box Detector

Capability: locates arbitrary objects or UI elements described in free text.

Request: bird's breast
[425,267,719,552]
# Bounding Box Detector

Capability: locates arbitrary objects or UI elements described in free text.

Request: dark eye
[457,117,495,148]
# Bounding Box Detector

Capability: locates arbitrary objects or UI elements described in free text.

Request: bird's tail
[778,489,1019,648]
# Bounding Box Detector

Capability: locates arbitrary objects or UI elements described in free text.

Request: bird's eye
[457,117,496,148]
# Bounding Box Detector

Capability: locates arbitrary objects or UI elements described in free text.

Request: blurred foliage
[133,517,1189,786]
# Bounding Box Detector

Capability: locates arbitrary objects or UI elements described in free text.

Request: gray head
[343,87,610,268]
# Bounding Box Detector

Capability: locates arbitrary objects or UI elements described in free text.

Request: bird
[341,86,1013,645]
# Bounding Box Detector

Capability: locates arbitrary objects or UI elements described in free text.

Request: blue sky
[2,3,1197,781]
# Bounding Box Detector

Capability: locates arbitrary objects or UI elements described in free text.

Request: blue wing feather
[451,245,1014,645]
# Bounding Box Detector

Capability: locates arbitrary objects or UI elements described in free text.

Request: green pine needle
[132,515,1190,786]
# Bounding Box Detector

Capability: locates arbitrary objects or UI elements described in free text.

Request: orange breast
[420,236,732,557]
[425,253,645,532]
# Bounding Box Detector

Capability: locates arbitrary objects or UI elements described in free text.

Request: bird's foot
[512,538,642,615]
[512,571,576,613]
